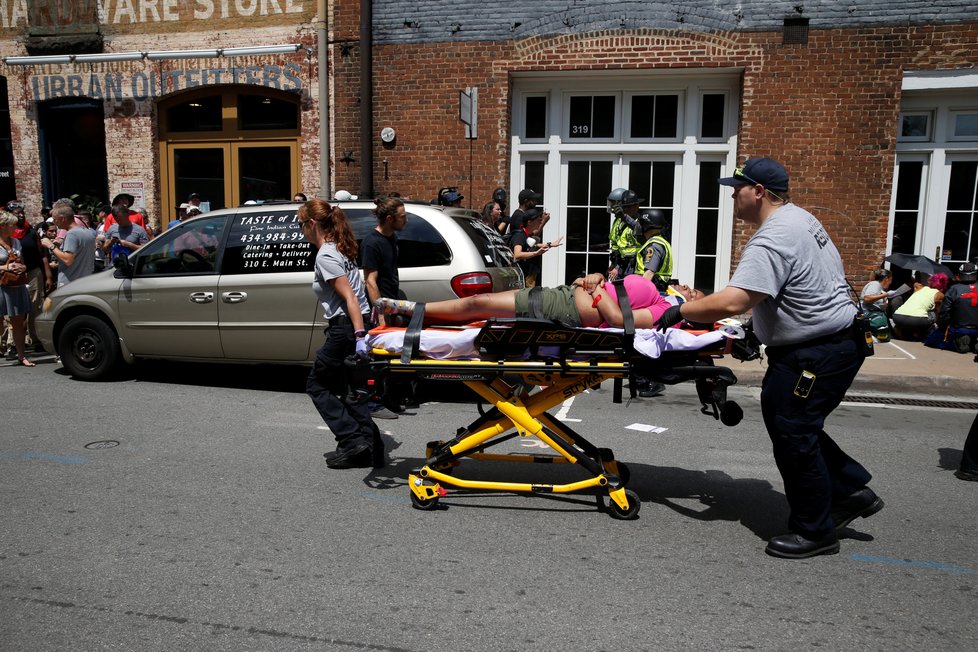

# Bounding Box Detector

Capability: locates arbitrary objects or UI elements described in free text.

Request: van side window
[221,211,315,274]
[135,216,225,276]
[398,213,452,267]
[348,208,452,268]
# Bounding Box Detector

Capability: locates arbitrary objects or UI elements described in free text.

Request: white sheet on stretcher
[367,327,727,360]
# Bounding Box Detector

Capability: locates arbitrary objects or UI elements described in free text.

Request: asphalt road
[1,357,976,651]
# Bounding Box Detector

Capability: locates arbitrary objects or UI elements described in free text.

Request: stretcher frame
[370,306,745,519]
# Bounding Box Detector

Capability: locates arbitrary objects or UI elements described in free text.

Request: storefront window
[167,95,223,132]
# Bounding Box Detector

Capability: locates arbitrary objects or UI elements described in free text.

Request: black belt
[328,313,372,327]
[765,325,853,358]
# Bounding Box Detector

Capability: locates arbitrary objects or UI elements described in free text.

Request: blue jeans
[306,321,378,449]
[761,335,870,539]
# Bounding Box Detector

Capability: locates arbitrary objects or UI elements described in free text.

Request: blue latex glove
[355,337,370,359]
[657,304,684,332]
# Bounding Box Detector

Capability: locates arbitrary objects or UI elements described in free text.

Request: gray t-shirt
[105,223,149,247]
[58,227,97,287]
[728,203,855,347]
[860,280,886,311]
[312,242,369,320]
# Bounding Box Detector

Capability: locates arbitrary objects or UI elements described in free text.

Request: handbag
[0,244,29,287]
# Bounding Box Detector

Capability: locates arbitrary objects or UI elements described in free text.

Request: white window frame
[698,90,730,143]
[511,70,741,290]
[562,92,621,143]
[521,93,550,143]
[621,90,685,144]
[897,110,934,142]
[949,109,978,141]
[896,73,978,265]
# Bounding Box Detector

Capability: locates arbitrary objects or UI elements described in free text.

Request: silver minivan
[37,201,523,380]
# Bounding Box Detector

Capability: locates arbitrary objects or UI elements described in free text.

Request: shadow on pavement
[362,451,791,540]
[131,360,310,392]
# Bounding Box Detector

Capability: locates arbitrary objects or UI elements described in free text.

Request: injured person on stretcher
[374,273,704,327]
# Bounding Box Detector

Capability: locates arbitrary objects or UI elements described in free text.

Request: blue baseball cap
[718,157,789,191]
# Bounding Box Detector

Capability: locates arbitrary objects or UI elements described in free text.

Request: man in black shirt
[499,188,546,236]
[361,197,406,322]
[361,196,410,418]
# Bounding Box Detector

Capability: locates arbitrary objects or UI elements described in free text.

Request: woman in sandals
[0,211,35,366]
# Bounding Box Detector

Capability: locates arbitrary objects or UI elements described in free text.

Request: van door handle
[189,292,214,304]
[222,291,248,303]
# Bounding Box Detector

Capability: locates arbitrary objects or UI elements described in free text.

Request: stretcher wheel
[410,492,440,511]
[720,401,744,427]
[607,489,641,520]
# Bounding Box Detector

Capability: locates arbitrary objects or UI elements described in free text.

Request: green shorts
[513,285,582,327]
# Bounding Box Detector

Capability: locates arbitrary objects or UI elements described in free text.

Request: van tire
[58,315,121,381]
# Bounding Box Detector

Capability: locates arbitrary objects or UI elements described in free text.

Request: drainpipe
[359,0,373,198]
[318,0,331,199]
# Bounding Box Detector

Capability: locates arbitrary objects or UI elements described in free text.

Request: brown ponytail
[299,199,359,260]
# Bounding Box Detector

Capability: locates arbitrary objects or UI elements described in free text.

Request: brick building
[0,1,320,228]
[2,1,978,291]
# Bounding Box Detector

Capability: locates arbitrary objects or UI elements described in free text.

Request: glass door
[172,146,228,213]
[562,158,614,284]
[165,141,299,217]
[943,156,978,265]
[235,143,298,203]
[159,87,301,222]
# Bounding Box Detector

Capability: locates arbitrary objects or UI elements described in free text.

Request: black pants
[761,335,870,539]
[306,317,378,449]
[962,412,978,473]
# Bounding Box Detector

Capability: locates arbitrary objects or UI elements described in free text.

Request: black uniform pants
[962,412,978,473]
[306,316,378,449]
[761,334,870,539]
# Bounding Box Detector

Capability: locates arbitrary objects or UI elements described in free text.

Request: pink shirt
[599,275,670,327]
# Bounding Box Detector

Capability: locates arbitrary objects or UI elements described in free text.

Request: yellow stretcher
[368,309,753,519]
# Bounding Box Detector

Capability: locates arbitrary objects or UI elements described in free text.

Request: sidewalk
[716,338,978,398]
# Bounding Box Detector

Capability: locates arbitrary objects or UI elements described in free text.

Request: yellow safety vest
[634,235,673,283]
[609,215,642,258]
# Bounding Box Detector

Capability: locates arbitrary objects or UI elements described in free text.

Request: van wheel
[58,315,121,381]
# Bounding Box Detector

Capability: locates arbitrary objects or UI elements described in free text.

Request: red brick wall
[333,23,978,284]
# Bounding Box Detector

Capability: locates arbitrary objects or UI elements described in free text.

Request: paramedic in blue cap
[656,156,883,559]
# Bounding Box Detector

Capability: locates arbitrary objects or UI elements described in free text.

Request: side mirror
[112,253,133,278]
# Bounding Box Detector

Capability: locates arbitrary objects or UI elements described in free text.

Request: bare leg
[424,291,519,323]
[11,315,33,366]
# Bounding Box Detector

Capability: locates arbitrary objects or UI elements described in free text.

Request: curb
[720,365,978,398]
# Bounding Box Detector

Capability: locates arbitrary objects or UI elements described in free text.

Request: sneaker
[4,349,17,361]
[370,406,399,420]
[374,297,416,317]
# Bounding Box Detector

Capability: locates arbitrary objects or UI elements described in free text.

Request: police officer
[938,262,978,353]
[633,210,673,291]
[607,188,643,280]
[657,157,883,559]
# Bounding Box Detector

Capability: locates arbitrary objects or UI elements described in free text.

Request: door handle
[189,292,214,304]
[222,291,248,303]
